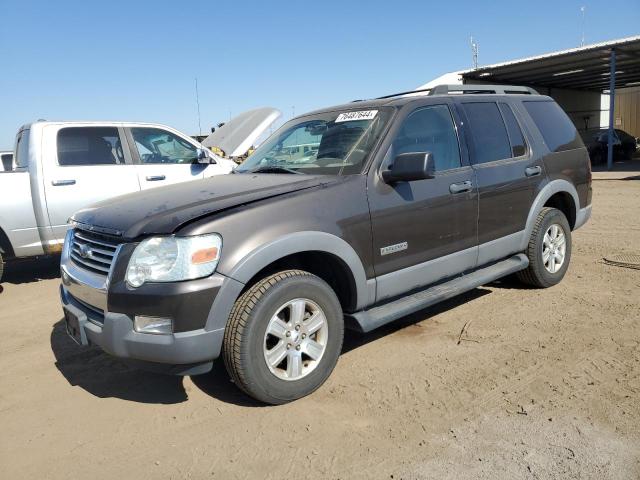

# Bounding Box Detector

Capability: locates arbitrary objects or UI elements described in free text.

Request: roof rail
[373,84,539,101]
[428,84,539,95]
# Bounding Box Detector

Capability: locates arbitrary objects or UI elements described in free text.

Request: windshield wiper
[244,166,304,175]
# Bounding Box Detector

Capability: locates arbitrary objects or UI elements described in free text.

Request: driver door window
[129,127,205,189]
[393,105,462,171]
[131,128,199,164]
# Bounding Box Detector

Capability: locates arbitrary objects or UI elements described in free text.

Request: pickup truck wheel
[223,270,343,405]
[517,207,572,288]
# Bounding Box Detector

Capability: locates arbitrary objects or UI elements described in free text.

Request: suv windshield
[236,108,392,175]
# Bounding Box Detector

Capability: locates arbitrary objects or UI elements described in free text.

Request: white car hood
[202,107,281,157]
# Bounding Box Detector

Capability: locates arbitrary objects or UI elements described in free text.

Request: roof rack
[374,84,539,101]
[429,84,539,95]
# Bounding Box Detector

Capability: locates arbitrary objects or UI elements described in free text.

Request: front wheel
[223,270,344,404]
[517,207,572,288]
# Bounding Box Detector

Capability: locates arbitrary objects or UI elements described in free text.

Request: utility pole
[194,78,202,136]
[470,36,478,70]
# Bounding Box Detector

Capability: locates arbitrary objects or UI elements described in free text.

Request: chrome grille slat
[72,242,114,258]
[69,229,120,276]
[74,231,119,250]
[71,246,112,266]
[70,252,111,273]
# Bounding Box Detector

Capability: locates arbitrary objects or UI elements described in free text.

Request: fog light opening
[134,316,173,335]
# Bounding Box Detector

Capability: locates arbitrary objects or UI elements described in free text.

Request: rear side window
[394,105,461,171]
[462,102,511,164]
[1,153,13,171]
[523,101,582,152]
[57,127,125,166]
[498,103,527,157]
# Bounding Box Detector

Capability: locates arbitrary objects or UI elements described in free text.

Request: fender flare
[519,179,579,251]
[204,231,373,332]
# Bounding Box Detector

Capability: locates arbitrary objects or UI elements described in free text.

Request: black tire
[0,252,4,283]
[517,207,572,288]
[223,270,344,405]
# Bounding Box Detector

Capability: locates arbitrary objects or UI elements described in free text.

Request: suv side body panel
[178,175,376,312]
[454,97,548,265]
[365,97,479,301]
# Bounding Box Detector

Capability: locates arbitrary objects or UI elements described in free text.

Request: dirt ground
[1,173,639,480]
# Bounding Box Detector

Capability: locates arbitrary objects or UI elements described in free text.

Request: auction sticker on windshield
[335,110,378,122]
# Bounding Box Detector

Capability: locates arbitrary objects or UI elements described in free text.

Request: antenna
[194,78,202,136]
[470,36,479,70]
[580,6,586,47]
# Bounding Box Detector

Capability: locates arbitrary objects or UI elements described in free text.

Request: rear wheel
[517,207,572,288]
[223,270,343,404]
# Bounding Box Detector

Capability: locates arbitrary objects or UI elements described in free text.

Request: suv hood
[72,174,331,239]
[202,107,281,157]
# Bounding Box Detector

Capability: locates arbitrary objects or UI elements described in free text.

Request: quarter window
[394,105,461,171]
[57,127,124,166]
[462,102,511,164]
[523,101,582,153]
[498,103,527,157]
[131,128,198,164]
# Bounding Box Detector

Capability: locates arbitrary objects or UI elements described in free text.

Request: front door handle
[525,166,542,177]
[145,175,166,181]
[51,179,76,186]
[449,180,473,194]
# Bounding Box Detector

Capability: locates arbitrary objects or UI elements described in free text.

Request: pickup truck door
[368,101,479,302]
[126,127,211,190]
[41,125,141,245]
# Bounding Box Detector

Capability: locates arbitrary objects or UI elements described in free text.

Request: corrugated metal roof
[461,36,640,91]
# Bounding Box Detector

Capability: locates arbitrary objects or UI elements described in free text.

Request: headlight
[126,234,222,287]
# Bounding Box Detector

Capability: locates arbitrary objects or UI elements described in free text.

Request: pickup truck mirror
[382,152,435,184]
[197,148,216,164]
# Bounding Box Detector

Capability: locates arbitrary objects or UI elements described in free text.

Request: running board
[347,254,529,333]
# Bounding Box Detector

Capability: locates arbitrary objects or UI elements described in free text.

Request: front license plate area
[64,307,88,346]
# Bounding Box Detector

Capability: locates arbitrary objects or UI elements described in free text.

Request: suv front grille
[70,229,120,275]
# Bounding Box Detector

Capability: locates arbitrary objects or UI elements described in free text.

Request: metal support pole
[607,48,616,171]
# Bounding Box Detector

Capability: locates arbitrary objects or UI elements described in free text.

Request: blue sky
[1,0,639,149]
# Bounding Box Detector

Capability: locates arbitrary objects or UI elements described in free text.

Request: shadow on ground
[51,286,496,407]
[2,256,60,285]
[51,319,188,404]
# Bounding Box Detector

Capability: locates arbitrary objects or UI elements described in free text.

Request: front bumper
[60,285,225,373]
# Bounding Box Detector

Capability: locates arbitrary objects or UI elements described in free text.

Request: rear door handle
[525,166,542,177]
[145,175,166,181]
[51,179,76,186]
[449,180,473,194]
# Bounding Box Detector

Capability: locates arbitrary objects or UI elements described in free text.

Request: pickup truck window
[131,128,198,164]
[15,129,30,168]
[462,102,512,164]
[57,127,124,166]
[236,108,392,175]
[393,105,461,171]
[523,101,583,153]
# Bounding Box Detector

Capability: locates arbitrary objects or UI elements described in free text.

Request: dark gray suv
[60,84,592,404]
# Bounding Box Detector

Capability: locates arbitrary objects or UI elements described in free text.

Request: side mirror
[381,152,435,184]
[197,148,216,164]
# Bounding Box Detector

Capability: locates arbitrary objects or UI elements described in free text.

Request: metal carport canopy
[462,36,640,170]
[461,36,640,91]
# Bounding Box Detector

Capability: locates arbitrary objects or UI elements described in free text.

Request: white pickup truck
[0,111,279,280]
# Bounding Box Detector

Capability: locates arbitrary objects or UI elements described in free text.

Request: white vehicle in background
[1,151,13,171]
[0,111,279,280]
